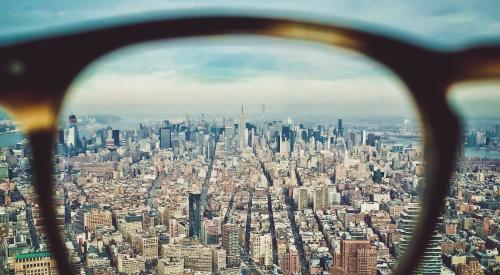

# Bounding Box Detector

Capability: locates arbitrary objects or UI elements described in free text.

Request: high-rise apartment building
[336,239,377,275]
[298,187,309,210]
[249,232,273,268]
[313,186,329,211]
[280,249,300,275]
[222,223,240,268]
[396,202,443,274]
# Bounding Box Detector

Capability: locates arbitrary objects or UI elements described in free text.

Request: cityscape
[1,0,500,274]
[0,104,498,275]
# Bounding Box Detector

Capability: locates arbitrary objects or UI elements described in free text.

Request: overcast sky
[1,0,499,121]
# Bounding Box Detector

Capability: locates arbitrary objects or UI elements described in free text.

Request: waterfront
[464,147,500,159]
[0,132,24,147]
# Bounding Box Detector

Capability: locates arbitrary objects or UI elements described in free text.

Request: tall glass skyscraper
[67,114,81,156]
[160,127,172,149]
[188,193,201,238]
[396,202,443,274]
[239,105,246,149]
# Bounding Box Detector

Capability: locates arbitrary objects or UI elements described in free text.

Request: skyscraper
[160,127,172,149]
[361,130,367,145]
[338,119,344,137]
[67,114,81,156]
[188,193,201,238]
[224,120,234,150]
[249,232,273,268]
[222,223,240,268]
[349,132,356,147]
[339,239,377,275]
[112,129,120,147]
[239,105,246,149]
[313,186,329,211]
[396,203,443,274]
[95,129,104,147]
[106,127,116,150]
[58,129,64,145]
[280,249,300,275]
[367,133,376,146]
[298,187,309,210]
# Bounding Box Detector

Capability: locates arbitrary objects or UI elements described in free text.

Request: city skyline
[0,109,498,274]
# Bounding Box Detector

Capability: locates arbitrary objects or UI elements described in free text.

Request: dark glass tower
[160,127,172,149]
[188,193,201,238]
[338,118,344,137]
[112,129,120,146]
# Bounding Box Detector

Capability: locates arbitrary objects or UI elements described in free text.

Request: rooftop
[15,251,52,260]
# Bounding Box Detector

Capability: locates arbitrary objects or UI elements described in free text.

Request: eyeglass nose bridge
[391,78,460,275]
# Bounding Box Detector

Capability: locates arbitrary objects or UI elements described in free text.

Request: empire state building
[239,105,246,149]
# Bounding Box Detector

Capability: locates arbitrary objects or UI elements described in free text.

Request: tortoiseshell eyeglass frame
[1,12,500,275]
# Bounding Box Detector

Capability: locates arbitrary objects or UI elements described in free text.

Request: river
[0,132,25,147]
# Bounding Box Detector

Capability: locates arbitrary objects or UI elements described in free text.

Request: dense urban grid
[0,107,498,275]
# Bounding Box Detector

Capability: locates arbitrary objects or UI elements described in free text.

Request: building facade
[396,203,443,274]
[222,223,240,268]
[14,251,58,275]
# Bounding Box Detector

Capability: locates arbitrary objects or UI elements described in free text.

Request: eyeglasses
[1,12,499,275]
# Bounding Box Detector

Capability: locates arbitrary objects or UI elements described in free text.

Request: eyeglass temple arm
[449,45,500,82]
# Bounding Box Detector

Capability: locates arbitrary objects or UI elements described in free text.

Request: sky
[1,0,499,121]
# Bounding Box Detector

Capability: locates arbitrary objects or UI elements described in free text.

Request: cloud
[1,0,499,122]
[1,0,500,47]
[64,62,414,119]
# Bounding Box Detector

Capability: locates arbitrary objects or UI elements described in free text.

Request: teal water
[464,147,500,159]
[0,132,24,147]
[387,136,500,159]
